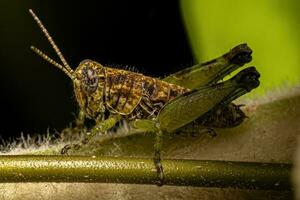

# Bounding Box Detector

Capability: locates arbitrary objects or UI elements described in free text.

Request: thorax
[104,67,189,119]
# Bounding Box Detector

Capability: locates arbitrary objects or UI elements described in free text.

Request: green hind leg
[163,44,252,89]
[158,67,260,133]
[163,44,253,130]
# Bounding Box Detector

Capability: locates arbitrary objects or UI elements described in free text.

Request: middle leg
[129,119,164,185]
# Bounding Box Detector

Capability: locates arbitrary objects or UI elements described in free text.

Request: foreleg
[61,114,121,154]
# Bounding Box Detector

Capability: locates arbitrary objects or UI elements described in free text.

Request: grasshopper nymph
[29,9,260,185]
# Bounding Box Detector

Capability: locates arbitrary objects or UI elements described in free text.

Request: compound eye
[81,66,98,94]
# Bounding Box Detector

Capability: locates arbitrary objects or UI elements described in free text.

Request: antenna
[30,46,74,79]
[29,9,75,79]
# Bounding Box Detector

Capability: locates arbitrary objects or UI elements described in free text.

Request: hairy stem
[0,155,291,190]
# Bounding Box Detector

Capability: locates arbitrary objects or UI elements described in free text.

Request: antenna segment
[29,9,75,79]
[30,46,75,79]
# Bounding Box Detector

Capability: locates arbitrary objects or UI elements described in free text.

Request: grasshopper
[29,9,260,185]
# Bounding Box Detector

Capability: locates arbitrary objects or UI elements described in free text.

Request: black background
[0,1,193,139]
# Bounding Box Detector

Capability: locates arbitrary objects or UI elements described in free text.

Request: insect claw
[207,128,217,138]
[154,160,164,186]
[61,143,83,154]
[237,104,246,108]
[61,144,71,155]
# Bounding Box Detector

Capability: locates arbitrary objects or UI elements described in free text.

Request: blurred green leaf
[181,0,300,95]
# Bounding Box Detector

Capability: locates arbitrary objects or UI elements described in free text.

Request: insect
[29,9,260,185]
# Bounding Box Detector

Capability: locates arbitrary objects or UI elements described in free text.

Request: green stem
[0,155,292,190]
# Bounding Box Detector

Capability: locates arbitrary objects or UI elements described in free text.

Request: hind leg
[158,67,260,133]
[163,44,252,89]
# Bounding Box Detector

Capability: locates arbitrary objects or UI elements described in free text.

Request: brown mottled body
[105,67,189,119]
[72,59,190,122]
[73,60,189,122]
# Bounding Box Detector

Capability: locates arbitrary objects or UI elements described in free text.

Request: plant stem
[0,155,291,190]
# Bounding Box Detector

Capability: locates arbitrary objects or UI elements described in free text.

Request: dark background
[0,1,193,139]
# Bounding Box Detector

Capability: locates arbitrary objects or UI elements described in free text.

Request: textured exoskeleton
[29,9,260,185]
